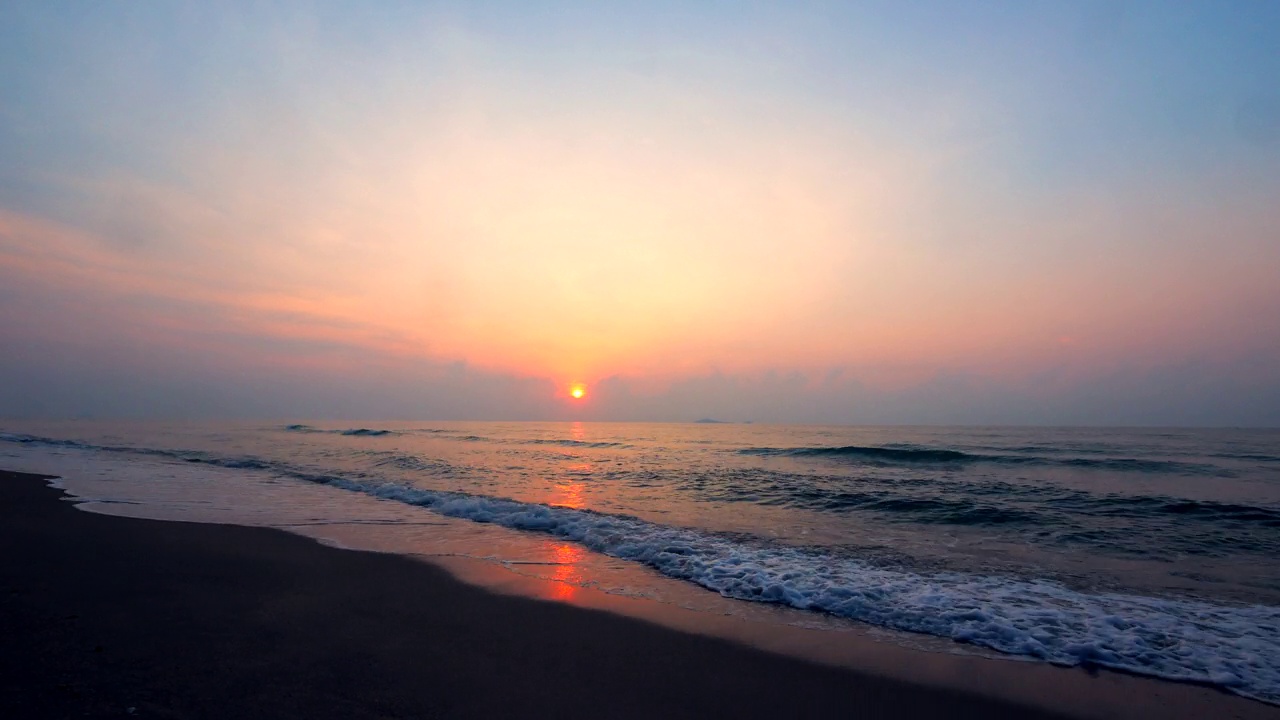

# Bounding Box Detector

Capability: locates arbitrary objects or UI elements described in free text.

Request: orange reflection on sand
[549,542,585,601]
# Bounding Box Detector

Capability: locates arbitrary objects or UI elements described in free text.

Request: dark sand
[1,469,1274,719]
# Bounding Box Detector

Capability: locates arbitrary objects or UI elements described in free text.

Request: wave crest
[740,444,1225,475]
[282,425,397,437]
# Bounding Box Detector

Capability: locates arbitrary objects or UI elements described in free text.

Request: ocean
[2,421,1278,704]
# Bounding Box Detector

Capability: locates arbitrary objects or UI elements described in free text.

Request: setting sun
[570,385,586,399]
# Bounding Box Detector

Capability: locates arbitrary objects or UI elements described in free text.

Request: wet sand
[2,469,1274,719]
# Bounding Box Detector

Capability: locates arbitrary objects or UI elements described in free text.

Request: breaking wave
[283,471,1280,704]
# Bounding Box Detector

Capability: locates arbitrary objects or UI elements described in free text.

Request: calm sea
[3,421,1279,703]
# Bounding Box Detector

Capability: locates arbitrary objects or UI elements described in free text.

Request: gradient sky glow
[2,1,1279,424]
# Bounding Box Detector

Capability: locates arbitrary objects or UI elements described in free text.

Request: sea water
[2,421,1278,703]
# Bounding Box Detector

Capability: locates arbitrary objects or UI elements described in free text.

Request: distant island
[693,418,731,424]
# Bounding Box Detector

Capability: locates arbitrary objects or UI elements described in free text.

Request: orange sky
[1,3,1279,423]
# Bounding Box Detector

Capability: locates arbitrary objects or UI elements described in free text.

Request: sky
[1,1,1278,425]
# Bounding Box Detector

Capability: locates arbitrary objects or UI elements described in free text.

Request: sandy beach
[3,468,1276,720]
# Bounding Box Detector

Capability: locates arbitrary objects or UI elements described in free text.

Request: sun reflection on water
[552,480,587,510]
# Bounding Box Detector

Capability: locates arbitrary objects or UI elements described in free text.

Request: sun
[570,385,586,399]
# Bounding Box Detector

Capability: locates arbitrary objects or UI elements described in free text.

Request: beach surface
[2,468,1275,719]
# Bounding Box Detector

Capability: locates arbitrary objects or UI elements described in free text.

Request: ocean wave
[983,444,1114,456]
[675,467,1280,556]
[6,431,1272,554]
[446,434,629,449]
[741,445,972,462]
[364,451,461,476]
[298,475,1280,704]
[184,456,276,471]
[1210,452,1280,462]
[694,473,1046,526]
[525,438,631,449]
[740,444,1225,475]
[5,430,1280,702]
[0,432,438,479]
[0,432,90,448]
[1085,496,1280,526]
[282,425,397,437]
[861,497,1040,525]
[1050,457,1222,474]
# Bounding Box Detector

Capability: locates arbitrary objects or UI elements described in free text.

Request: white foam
[332,478,1280,704]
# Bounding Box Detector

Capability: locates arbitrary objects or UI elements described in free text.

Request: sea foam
[324,476,1280,704]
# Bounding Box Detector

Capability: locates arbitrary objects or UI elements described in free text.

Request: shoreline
[3,468,1276,719]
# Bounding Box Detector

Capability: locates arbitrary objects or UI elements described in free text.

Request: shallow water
[2,421,1278,703]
